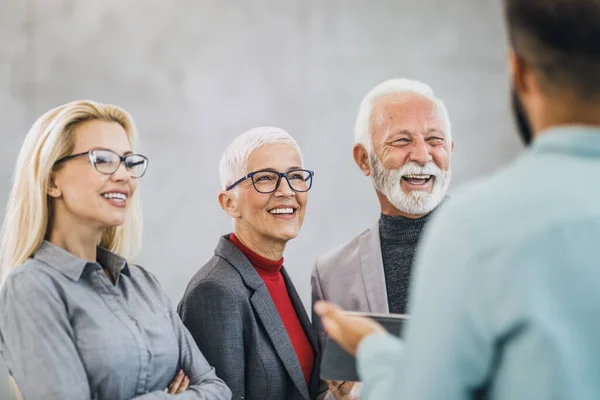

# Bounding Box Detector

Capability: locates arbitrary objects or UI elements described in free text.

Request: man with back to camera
[315,0,600,398]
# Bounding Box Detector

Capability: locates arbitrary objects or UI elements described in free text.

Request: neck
[532,95,600,137]
[375,190,429,219]
[233,224,286,261]
[47,207,103,262]
[379,210,431,241]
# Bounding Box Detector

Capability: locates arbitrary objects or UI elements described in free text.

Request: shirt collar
[34,240,130,281]
[531,125,600,157]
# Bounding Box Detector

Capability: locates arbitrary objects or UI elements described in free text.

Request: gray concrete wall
[0,0,521,309]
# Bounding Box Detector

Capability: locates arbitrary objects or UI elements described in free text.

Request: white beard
[370,154,451,215]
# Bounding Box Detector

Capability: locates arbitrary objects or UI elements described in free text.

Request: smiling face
[367,93,452,216]
[49,119,137,232]
[222,143,308,251]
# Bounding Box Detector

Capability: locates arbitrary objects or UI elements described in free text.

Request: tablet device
[319,311,407,382]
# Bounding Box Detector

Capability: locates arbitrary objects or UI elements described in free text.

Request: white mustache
[396,162,443,177]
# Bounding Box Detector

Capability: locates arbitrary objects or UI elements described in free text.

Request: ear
[509,49,530,94]
[218,190,242,218]
[353,144,372,177]
[450,139,455,153]
[46,173,62,198]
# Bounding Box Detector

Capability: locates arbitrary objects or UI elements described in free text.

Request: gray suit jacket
[311,222,388,349]
[178,236,328,400]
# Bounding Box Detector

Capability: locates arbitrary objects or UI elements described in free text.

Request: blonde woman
[0,101,231,400]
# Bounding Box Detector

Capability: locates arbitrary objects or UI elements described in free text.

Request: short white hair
[354,78,452,153]
[219,126,303,190]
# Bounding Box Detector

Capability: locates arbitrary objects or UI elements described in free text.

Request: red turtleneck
[229,233,314,385]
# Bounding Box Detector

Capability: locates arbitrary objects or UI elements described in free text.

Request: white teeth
[102,193,127,201]
[269,208,294,215]
[404,175,431,179]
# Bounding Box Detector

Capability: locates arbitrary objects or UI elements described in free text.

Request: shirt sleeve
[177,279,245,400]
[356,332,405,394]
[356,205,494,400]
[137,276,232,400]
[0,269,93,400]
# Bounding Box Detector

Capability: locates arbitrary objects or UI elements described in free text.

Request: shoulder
[127,262,156,280]
[180,254,247,305]
[1,259,63,298]
[0,260,68,320]
[420,149,599,268]
[437,169,514,224]
[313,225,374,277]
[430,149,593,253]
[189,253,244,289]
[126,263,165,293]
[178,278,246,323]
[422,162,524,249]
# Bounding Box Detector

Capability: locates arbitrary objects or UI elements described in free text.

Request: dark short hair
[504,0,600,98]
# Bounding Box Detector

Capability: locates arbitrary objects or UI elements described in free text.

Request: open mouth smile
[401,174,433,185]
[101,191,128,208]
[268,206,298,219]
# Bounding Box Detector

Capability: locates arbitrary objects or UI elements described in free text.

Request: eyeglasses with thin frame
[54,149,149,178]
[226,169,314,194]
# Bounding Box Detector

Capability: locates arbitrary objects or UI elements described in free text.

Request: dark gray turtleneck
[379,211,435,314]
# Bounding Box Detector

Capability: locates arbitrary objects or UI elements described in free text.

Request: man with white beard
[311,78,453,363]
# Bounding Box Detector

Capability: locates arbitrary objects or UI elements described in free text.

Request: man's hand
[314,301,386,356]
[327,380,362,400]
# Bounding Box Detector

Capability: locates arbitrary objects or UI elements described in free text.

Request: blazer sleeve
[311,258,328,352]
[178,280,246,400]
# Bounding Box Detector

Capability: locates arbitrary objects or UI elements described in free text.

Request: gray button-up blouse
[0,241,231,400]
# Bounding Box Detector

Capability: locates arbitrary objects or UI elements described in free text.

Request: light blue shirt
[357,126,600,399]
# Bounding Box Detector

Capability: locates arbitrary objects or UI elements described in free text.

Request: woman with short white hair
[178,127,352,400]
[0,100,231,400]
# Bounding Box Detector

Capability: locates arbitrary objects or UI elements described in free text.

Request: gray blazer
[178,236,328,400]
[311,222,388,349]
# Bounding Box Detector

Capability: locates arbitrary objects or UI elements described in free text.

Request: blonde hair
[0,100,143,281]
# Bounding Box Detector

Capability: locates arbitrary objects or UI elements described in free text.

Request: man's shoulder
[425,158,545,256]
[314,224,377,276]
[438,165,517,221]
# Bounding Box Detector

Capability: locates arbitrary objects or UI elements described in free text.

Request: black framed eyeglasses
[54,149,149,178]
[226,169,314,194]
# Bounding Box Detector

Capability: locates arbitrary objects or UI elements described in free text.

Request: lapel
[358,221,389,313]
[282,268,322,399]
[215,236,311,400]
[282,268,319,356]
